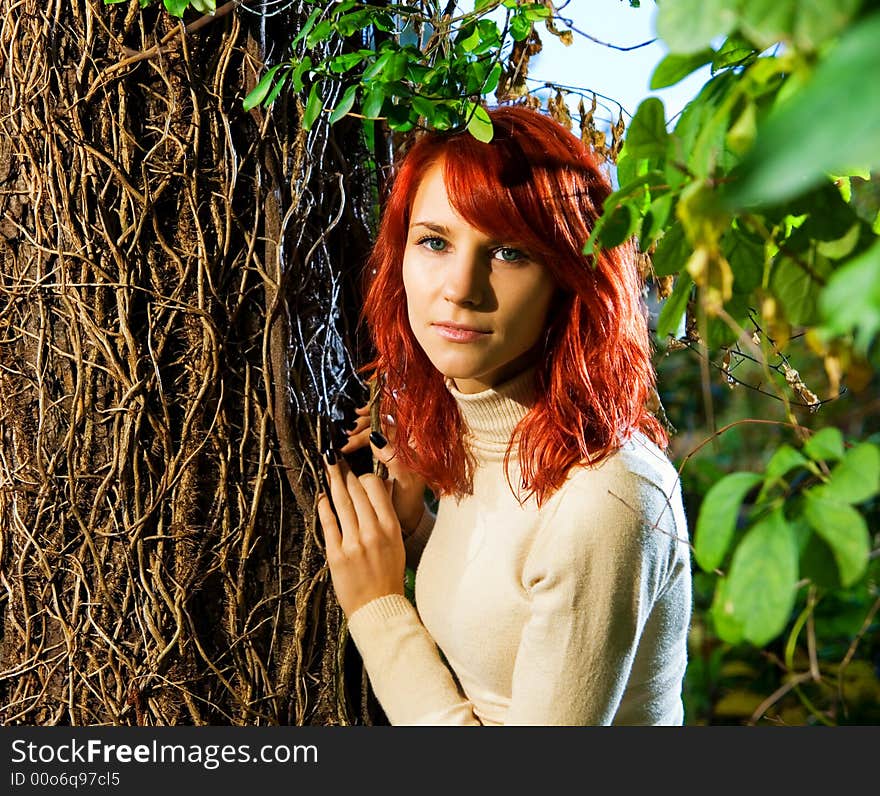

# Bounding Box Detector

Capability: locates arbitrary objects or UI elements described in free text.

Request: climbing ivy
[101,0,880,722]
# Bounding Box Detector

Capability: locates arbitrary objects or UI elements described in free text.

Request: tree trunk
[0,0,380,726]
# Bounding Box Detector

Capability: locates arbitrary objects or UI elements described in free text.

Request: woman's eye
[494,247,527,263]
[418,236,447,252]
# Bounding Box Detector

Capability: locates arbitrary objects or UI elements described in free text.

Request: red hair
[359,104,667,507]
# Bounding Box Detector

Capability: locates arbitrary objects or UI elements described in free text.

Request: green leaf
[330,0,357,14]
[329,84,357,125]
[707,293,749,350]
[385,101,414,132]
[819,240,880,355]
[263,68,289,107]
[670,71,736,179]
[640,194,674,251]
[302,83,323,130]
[764,444,808,486]
[651,222,690,277]
[292,8,322,48]
[522,3,551,21]
[372,11,397,33]
[242,64,282,112]
[724,12,880,208]
[385,51,411,82]
[816,223,861,260]
[655,0,737,55]
[429,102,456,131]
[710,575,744,644]
[306,19,334,47]
[481,62,503,96]
[793,182,861,242]
[768,253,832,326]
[803,427,844,463]
[328,53,366,74]
[823,443,880,505]
[650,49,714,90]
[362,85,386,119]
[510,14,533,41]
[688,87,738,178]
[336,9,373,37]
[799,532,841,590]
[694,472,763,572]
[412,95,437,123]
[722,225,763,293]
[163,0,189,15]
[466,103,493,143]
[363,50,394,82]
[291,56,312,93]
[726,99,757,156]
[625,98,668,160]
[599,203,637,248]
[475,20,502,54]
[189,0,215,11]
[724,508,799,647]
[656,271,692,340]
[803,492,870,587]
[712,34,758,71]
[738,0,863,52]
[457,22,481,53]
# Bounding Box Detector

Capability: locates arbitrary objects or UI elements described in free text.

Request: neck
[445,364,539,458]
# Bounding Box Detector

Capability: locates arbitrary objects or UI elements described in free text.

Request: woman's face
[402,159,557,394]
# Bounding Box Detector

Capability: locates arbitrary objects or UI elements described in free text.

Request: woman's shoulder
[566,431,681,497]
[544,430,688,545]
[525,431,690,582]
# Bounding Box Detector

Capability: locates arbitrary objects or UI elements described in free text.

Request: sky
[523,0,712,132]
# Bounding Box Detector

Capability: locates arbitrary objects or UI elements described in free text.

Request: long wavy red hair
[359,104,667,507]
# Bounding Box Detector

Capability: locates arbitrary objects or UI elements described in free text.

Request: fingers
[358,471,399,534]
[337,411,397,455]
[322,451,360,547]
[369,429,406,480]
[337,418,370,454]
[322,451,400,548]
[316,491,342,554]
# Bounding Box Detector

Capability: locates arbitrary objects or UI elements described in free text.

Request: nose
[442,247,486,307]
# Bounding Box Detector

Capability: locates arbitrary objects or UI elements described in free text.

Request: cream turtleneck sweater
[346,365,692,725]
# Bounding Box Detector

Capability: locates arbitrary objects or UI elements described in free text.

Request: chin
[422,348,485,378]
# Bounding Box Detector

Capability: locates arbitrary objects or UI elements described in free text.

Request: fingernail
[369,431,387,449]
[323,448,337,465]
[345,419,358,431]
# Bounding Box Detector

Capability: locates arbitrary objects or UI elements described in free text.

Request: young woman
[316,104,692,725]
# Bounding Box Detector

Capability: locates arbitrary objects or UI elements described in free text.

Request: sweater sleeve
[504,471,688,725]
[347,464,690,726]
[346,594,482,725]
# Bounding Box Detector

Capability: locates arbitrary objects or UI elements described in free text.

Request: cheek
[503,279,556,341]
[401,258,427,325]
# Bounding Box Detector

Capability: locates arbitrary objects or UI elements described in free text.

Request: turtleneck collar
[444,364,539,455]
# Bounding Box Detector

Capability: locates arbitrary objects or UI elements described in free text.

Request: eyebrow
[409,221,509,248]
[409,221,449,234]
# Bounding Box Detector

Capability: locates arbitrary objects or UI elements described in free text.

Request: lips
[432,322,491,343]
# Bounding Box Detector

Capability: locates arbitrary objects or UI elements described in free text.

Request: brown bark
[0,0,379,725]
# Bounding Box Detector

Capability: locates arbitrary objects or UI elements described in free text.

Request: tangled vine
[0,0,380,725]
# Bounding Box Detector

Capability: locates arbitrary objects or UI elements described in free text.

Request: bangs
[439,136,558,260]
[436,132,597,269]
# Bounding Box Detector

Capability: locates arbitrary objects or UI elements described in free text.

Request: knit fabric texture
[346,364,692,725]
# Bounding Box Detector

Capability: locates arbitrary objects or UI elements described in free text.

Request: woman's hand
[317,451,406,617]
[338,404,430,534]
